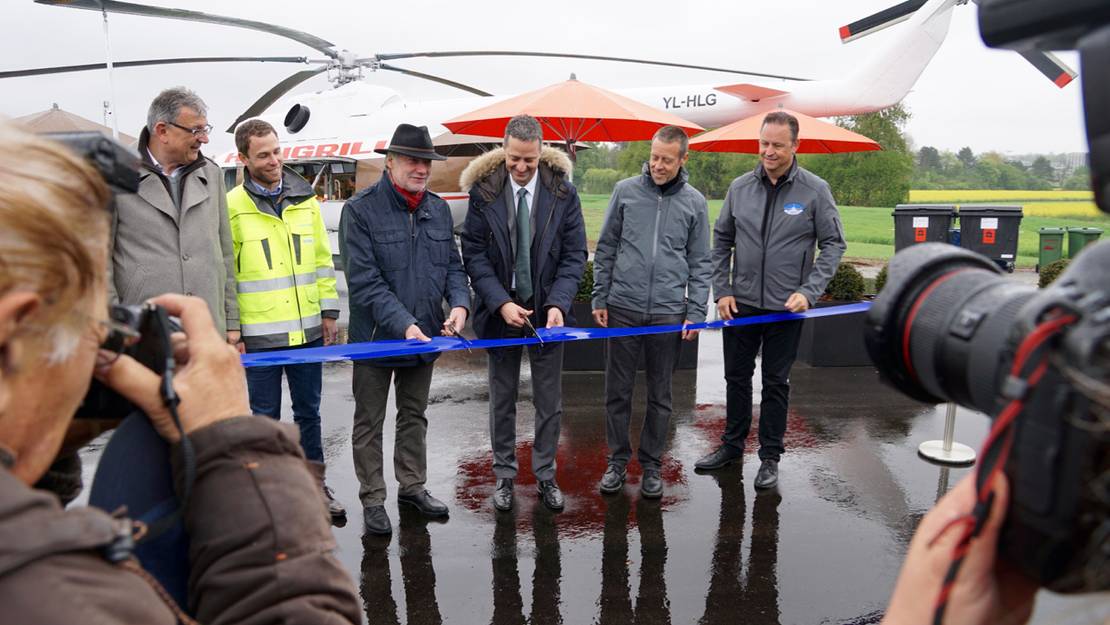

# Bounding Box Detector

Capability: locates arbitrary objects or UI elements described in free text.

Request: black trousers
[721,303,804,461]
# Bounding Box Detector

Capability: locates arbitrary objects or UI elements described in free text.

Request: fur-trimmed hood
[459,146,574,202]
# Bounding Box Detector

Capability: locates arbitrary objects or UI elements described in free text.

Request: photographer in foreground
[0,123,359,623]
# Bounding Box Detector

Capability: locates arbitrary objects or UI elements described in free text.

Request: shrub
[1039,258,1070,288]
[576,260,594,302]
[581,168,622,195]
[824,263,866,302]
[874,264,889,294]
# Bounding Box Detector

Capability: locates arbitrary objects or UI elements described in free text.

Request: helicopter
[5,0,1076,218]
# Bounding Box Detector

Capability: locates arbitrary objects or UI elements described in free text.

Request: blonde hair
[0,122,111,362]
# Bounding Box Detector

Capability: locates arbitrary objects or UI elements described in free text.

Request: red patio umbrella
[442,76,703,159]
[689,108,882,154]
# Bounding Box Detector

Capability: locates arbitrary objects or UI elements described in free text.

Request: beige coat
[109,128,239,333]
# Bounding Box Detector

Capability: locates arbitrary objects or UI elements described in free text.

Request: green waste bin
[1066,227,1102,258]
[1036,227,1066,272]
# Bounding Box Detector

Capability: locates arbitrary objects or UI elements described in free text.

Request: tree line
[571,103,1090,205]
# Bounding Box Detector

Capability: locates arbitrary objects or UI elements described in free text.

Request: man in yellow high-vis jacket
[229,119,345,524]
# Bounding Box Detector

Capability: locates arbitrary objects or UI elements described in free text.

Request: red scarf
[396,186,425,212]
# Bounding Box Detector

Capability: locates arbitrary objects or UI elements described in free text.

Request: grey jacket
[592,166,713,322]
[108,128,239,334]
[712,162,846,310]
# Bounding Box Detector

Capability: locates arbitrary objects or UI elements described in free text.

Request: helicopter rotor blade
[35,0,338,58]
[0,56,314,80]
[377,63,492,96]
[226,66,329,133]
[371,50,810,82]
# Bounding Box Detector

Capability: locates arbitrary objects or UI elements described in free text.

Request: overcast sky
[0,0,1089,156]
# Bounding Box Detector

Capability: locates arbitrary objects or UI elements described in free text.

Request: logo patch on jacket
[783,202,805,216]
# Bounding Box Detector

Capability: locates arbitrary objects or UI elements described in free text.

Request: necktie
[514,187,533,303]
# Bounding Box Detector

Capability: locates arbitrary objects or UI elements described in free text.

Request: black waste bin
[892,204,957,251]
[958,205,1023,272]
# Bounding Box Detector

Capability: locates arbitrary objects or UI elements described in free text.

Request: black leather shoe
[324,485,347,526]
[537,480,565,511]
[640,470,663,499]
[398,490,449,518]
[492,478,514,512]
[754,459,779,489]
[363,505,392,535]
[695,445,743,471]
[598,464,626,494]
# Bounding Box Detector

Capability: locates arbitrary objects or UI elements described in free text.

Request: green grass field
[579,192,1110,268]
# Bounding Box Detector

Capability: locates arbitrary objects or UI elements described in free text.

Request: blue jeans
[245,337,324,462]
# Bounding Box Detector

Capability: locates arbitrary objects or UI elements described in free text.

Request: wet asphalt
[79,328,1109,624]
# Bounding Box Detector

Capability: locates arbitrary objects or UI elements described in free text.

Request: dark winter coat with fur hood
[459,146,587,339]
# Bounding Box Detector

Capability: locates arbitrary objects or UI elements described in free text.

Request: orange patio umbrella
[443,76,703,159]
[689,108,881,154]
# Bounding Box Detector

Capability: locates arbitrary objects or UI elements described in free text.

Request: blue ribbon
[241,302,872,367]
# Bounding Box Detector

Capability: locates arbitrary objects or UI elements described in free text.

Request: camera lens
[864,243,1037,413]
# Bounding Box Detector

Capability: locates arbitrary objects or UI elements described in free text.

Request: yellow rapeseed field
[908,190,1103,220]
[909,190,1094,203]
[1017,202,1104,219]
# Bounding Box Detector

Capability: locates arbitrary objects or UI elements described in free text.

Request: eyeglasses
[167,121,213,138]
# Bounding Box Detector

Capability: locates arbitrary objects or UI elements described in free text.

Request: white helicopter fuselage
[215,0,957,299]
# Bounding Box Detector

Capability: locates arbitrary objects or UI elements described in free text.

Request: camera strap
[928,312,1076,625]
[131,362,197,548]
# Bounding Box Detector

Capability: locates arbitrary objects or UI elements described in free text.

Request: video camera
[44,132,180,422]
[864,0,1109,594]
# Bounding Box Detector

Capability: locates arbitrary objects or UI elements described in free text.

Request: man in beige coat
[110,87,239,341]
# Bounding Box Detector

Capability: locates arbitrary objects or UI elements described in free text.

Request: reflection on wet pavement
[701,469,782,625]
[79,330,1109,624]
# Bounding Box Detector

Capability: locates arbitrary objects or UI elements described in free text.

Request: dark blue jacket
[339,174,470,366]
[459,147,587,339]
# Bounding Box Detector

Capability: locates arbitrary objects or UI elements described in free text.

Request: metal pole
[100,4,120,140]
[918,402,976,466]
[941,401,957,452]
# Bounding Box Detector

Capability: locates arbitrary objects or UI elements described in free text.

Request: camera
[863,0,1110,594]
[865,242,1108,592]
[75,303,180,422]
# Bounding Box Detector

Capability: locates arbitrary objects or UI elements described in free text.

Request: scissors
[444,319,473,353]
[522,317,544,345]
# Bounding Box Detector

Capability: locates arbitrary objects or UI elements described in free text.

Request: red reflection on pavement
[691,403,820,451]
[455,442,688,537]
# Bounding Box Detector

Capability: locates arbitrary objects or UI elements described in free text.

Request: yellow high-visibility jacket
[227,173,339,350]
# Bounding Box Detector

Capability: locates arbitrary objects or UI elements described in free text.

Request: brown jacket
[0,416,360,624]
[109,127,239,334]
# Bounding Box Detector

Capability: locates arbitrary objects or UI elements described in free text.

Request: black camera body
[75,304,178,422]
[865,243,1109,591]
[861,0,1110,594]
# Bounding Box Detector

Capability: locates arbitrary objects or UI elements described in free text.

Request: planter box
[563,302,607,371]
[796,301,872,367]
[562,302,699,372]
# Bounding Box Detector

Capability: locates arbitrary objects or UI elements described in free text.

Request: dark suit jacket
[460,147,587,340]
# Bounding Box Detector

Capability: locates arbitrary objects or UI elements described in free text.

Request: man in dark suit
[460,114,587,513]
